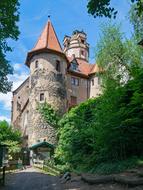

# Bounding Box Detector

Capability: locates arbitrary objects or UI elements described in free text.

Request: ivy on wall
[37,102,60,128]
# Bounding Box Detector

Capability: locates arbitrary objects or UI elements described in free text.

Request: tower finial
[48,15,51,21]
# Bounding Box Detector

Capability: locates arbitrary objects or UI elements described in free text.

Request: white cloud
[0,71,29,110]
[13,63,22,71]
[0,116,11,123]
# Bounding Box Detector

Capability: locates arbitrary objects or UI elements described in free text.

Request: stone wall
[67,73,89,107]
[27,52,67,146]
[12,78,29,127]
[89,75,101,98]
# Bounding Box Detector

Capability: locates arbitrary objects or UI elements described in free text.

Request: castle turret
[25,19,68,146]
[63,30,89,61]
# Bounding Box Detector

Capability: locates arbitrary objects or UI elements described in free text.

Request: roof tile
[32,20,62,53]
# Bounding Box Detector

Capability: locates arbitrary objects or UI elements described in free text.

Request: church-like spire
[32,19,62,53]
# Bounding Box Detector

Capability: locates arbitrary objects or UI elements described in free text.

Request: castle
[11,19,101,148]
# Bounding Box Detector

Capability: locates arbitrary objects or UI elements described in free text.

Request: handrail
[0,166,6,186]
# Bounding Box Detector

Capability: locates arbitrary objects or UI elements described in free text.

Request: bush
[55,68,143,173]
[55,98,98,170]
[0,120,21,155]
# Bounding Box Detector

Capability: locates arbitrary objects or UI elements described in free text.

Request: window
[97,77,101,85]
[71,77,79,86]
[71,96,77,106]
[40,137,47,142]
[81,50,84,56]
[91,79,94,86]
[71,62,78,71]
[17,101,21,111]
[35,60,38,68]
[40,93,44,101]
[81,39,85,44]
[56,60,60,72]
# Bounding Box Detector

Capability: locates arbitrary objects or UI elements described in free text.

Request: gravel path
[1,167,62,190]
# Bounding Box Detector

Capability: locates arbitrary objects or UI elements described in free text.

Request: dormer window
[71,62,78,71]
[81,39,85,44]
[35,60,38,68]
[56,60,60,72]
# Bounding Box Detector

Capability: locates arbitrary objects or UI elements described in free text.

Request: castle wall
[66,47,88,60]
[67,73,88,107]
[64,32,89,61]
[89,75,101,98]
[27,52,67,146]
[12,78,29,126]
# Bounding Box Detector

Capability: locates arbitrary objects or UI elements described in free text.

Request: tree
[129,4,143,40]
[87,0,143,19]
[0,120,21,154]
[55,24,143,173]
[0,0,20,93]
[55,99,97,170]
[96,23,143,89]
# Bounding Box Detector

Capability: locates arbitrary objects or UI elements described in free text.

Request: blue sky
[0,0,133,122]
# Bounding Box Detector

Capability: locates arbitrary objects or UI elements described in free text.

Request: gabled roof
[67,57,98,77]
[29,141,55,150]
[32,20,62,53]
[76,58,94,75]
[89,64,102,75]
[13,77,29,95]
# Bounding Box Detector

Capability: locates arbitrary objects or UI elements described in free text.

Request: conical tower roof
[25,19,65,66]
[32,20,62,52]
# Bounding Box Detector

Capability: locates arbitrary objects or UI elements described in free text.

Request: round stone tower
[63,30,89,61]
[25,20,67,146]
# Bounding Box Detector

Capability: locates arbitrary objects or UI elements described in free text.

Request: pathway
[1,167,62,190]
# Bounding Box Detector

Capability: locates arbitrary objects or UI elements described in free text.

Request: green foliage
[0,120,21,154]
[129,4,143,40]
[87,0,143,19]
[0,0,20,93]
[91,157,141,174]
[55,24,143,173]
[55,98,97,170]
[87,0,117,18]
[4,140,21,154]
[96,23,143,89]
[38,102,60,128]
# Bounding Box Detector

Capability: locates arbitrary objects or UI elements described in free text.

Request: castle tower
[63,30,89,61]
[25,19,67,146]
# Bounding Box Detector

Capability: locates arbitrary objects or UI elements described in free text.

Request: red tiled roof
[32,20,62,53]
[76,58,94,75]
[67,57,99,76]
[89,64,102,74]
[25,20,66,66]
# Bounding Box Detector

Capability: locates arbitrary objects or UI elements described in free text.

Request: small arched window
[81,50,84,56]
[91,79,94,86]
[81,39,85,44]
[56,60,60,72]
[35,60,38,68]
[40,93,44,101]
